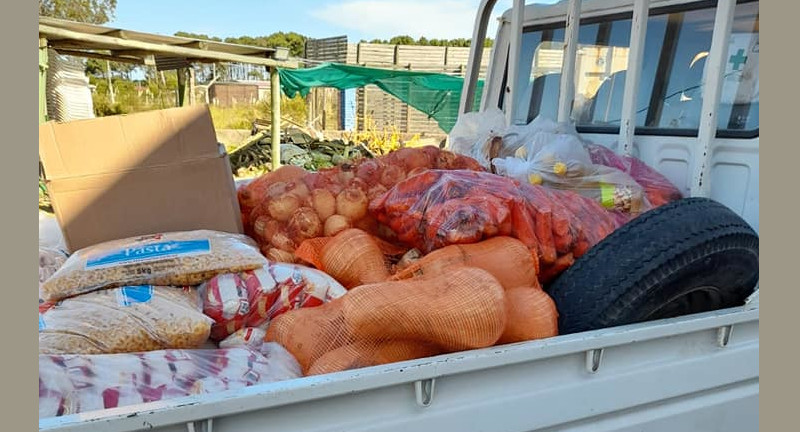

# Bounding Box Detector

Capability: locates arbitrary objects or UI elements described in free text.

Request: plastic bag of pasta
[40,230,268,302]
[39,285,213,355]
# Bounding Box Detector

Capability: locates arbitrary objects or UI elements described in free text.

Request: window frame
[507,0,759,139]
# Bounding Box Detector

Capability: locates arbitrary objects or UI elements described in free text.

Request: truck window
[512,0,759,137]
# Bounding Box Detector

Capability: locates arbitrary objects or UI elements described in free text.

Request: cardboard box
[39,105,243,252]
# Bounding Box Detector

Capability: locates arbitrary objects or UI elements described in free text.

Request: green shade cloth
[278,62,484,133]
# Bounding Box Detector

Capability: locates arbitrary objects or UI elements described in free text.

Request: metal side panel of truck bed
[40,305,758,432]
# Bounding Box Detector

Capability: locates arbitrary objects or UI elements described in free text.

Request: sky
[108,0,561,42]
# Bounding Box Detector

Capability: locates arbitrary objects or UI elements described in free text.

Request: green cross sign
[729,49,748,71]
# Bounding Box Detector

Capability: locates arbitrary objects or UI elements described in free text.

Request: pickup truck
[39,0,759,431]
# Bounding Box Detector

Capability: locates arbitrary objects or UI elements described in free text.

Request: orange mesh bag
[294,233,409,273]
[266,266,507,374]
[391,237,539,289]
[306,340,443,376]
[341,266,507,351]
[319,229,391,289]
[239,148,485,260]
[497,286,559,344]
[370,170,621,284]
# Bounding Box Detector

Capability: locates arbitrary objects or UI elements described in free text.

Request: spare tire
[547,197,759,335]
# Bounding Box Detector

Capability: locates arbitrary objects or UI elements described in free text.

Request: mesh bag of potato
[39,285,212,355]
[40,230,268,302]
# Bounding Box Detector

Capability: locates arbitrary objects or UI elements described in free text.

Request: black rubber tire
[547,197,759,335]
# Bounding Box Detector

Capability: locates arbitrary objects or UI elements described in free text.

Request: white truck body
[39,0,759,431]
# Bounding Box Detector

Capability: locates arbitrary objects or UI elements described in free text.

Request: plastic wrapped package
[219,327,268,350]
[584,143,683,208]
[40,247,68,308]
[448,111,575,170]
[38,343,302,419]
[39,285,212,355]
[369,170,621,283]
[493,134,651,214]
[40,230,268,303]
[200,262,347,342]
[448,108,507,169]
[39,211,67,252]
[239,147,484,261]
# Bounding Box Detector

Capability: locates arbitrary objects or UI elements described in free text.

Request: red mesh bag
[370,170,621,283]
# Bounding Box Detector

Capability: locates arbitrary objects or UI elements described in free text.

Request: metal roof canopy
[39,16,299,70]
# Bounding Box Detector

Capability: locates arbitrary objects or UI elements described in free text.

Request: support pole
[39,38,48,124]
[557,0,582,123]
[618,0,650,157]
[270,66,282,171]
[691,0,736,198]
[177,68,186,107]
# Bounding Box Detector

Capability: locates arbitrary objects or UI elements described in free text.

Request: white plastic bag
[448,108,507,169]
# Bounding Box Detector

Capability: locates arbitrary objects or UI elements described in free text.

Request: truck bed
[40,306,758,432]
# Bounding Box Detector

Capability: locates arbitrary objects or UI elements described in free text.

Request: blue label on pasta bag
[39,314,45,331]
[86,239,211,269]
[117,285,154,306]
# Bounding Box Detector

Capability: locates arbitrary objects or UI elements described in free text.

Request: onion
[338,168,356,185]
[312,189,336,221]
[367,184,389,201]
[336,187,368,221]
[287,207,322,241]
[271,231,297,252]
[380,164,406,187]
[268,194,301,222]
[253,216,271,240]
[349,177,370,192]
[266,181,290,199]
[324,215,351,237]
[285,180,310,201]
[266,248,296,263]
[356,159,383,183]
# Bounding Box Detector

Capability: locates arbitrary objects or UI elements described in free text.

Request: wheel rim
[645,285,724,321]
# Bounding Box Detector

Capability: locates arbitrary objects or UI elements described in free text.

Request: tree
[174,31,223,42]
[39,0,118,24]
[388,35,415,46]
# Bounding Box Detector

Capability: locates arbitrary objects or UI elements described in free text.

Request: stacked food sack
[37,229,347,418]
